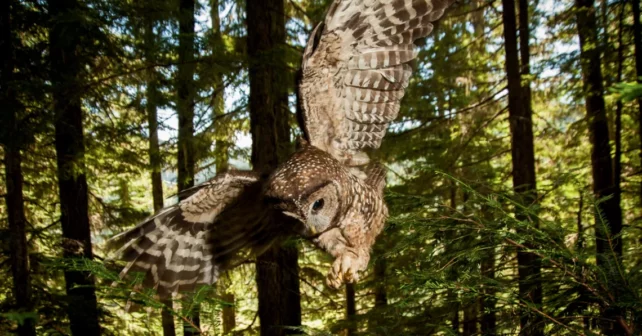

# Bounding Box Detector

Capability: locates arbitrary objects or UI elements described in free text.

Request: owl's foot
[326,252,363,289]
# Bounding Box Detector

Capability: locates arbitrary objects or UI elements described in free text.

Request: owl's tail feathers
[107,205,219,299]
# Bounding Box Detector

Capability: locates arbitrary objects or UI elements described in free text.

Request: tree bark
[211,0,229,173]
[614,0,625,230]
[502,0,543,334]
[143,10,175,336]
[177,0,199,334]
[345,283,357,336]
[177,0,196,194]
[447,183,459,333]
[221,290,236,334]
[631,0,642,206]
[247,0,301,334]
[373,253,387,308]
[48,0,101,334]
[575,0,623,260]
[480,245,496,335]
[462,303,478,336]
[461,190,478,336]
[575,0,624,333]
[1,3,36,335]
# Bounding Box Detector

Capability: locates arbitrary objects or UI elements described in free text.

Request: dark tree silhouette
[1,2,36,335]
[575,0,625,333]
[176,0,199,333]
[247,0,301,334]
[49,0,101,334]
[501,0,543,334]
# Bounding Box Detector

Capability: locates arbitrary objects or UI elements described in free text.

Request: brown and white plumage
[109,171,285,296]
[111,0,454,295]
[299,0,454,166]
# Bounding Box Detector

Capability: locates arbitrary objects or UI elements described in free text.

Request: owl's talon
[326,252,363,288]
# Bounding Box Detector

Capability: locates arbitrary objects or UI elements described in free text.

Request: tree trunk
[480,244,496,335]
[3,137,36,336]
[177,0,196,195]
[1,3,36,335]
[177,0,199,334]
[143,10,175,336]
[575,0,624,333]
[462,303,478,336]
[49,0,101,334]
[247,0,301,334]
[211,0,229,173]
[575,0,623,261]
[373,252,387,308]
[502,0,543,334]
[460,189,478,336]
[221,291,236,334]
[632,0,642,207]
[447,183,459,333]
[614,0,625,230]
[345,283,357,336]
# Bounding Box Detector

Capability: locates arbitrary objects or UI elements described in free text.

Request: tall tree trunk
[462,304,477,336]
[632,0,642,207]
[447,183,460,333]
[575,0,623,262]
[221,291,235,333]
[143,11,176,336]
[177,0,196,195]
[480,243,496,335]
[501,0,543,334]
[220,275,236,334]
[177,0,199,334]
[345,283,357,336]
[373,250,387,308]
[247,0,301,334]
[614,0,625,230]
[461,190,478,336]
[1,3,36,335]
[211,0,229,173]
[49,0,101,334]
[575,0,624,333]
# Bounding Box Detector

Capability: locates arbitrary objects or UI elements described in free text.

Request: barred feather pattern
[108,171,275,296]
[300,0,454,166]
[364,162,387,194]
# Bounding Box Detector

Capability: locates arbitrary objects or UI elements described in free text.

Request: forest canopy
[1,0,642,335]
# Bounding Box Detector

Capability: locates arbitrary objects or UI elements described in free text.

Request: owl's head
[264,143,348,237]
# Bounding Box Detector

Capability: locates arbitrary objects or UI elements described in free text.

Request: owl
[109,0,454,295]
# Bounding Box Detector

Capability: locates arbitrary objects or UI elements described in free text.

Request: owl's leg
[313,227,370,288]
[327,247,369,288]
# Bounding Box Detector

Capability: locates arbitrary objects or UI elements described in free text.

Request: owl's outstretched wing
[299,0,454,165]
[108,171,280,296]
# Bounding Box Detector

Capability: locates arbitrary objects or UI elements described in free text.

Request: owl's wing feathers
[301,0,453,165]
[364,162,387,194]
[108,171,274,296]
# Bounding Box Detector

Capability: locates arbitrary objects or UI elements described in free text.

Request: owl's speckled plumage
[110,0,454,295]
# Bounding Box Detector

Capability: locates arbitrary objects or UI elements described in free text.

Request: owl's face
[264,145,347,237]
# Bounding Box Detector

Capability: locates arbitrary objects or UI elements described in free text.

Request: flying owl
[109,0,454,295]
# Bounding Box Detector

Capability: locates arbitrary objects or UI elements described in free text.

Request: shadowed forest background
[2,0,642,335]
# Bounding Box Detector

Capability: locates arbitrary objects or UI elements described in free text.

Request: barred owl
[110,0,454,294]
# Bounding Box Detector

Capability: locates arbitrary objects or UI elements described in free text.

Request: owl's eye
[312,198,325,212]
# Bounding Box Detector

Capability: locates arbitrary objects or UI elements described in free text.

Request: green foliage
[612,80,642,102]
